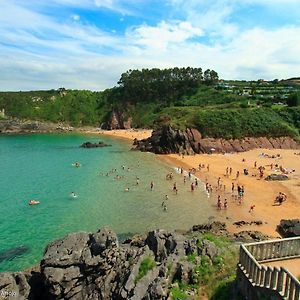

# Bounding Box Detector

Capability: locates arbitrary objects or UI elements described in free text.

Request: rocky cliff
[0,223,270,300]
[101,109,132,130]
[134,125,300,154]
[0,119,74,134]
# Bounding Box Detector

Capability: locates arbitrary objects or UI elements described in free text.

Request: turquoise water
[0,134,215,272]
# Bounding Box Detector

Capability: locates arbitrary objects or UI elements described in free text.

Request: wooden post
[288,281,295,300]
[260,266,266,287]
[294,283,300,300]
[284,274,291,298]
[264,267,272,288]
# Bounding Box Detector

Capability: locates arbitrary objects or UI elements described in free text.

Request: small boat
[29,200,40,206]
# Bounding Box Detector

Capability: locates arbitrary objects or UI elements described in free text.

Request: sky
[1,0,300,91]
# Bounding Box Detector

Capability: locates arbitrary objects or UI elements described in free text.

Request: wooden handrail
[239,238,300,300]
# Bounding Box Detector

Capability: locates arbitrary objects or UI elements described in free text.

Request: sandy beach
[94,129,300,237]
[82,128,153,141]
[163,150,300,237]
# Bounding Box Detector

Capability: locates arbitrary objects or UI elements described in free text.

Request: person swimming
[70,192,77,198]
[124,187,130,192]
[72,162,81,167]
[29,200,40,205]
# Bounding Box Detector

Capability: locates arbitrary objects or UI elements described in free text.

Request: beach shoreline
[2,124,299,237]
[98,129,300,237]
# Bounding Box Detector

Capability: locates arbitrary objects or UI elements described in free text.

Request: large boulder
[277,219,300,237]
[134,125,194,154]
[133,125,300,154]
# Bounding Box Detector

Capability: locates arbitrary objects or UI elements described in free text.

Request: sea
[0,133,216,272]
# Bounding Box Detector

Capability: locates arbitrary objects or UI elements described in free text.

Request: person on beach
[207,164,210,172]
[150,181,154,190]
[241,186,245,197]
[231,183,235,193]
[224,199,228,209]
[191,182,195,191]
[173,182,177,192]
[183,176,187,184]
[254,161,257,168]
[195,178,198,187]
[217,198,222,210]
[206,183,209,193]
[249,205,255,213]
[236,171,240,179]
[226,167,229,177]
[165,195,169,201]
[217,177,221,187]
[229,167,232,176]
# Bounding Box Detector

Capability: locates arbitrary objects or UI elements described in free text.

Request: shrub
[134,256,156,283]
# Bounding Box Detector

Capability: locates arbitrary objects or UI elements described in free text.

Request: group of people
[274,192,287,205]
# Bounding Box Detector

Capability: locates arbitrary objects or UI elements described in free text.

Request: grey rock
[265,174,289,181]
[200,240,218,260]
[42,231,90,267]
[277,219,300,237]
[233,231,270,242]
[0,272,30,300]
[90,227,118,256]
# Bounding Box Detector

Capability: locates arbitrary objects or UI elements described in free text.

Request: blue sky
[1,0,300,91]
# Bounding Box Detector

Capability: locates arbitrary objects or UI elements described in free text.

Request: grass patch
[170,287,188,300]
[134,256,156,283]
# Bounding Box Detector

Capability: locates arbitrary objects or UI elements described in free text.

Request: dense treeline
[0,67,299,140]
[0,89,109,126]
[114,67,218,105]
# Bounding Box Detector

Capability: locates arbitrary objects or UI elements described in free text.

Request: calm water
[0,134,215,272]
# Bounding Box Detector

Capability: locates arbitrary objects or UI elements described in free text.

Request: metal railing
[239,237,300,300]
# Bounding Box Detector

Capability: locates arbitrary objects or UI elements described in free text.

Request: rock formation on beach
[277,219,300,237]
[0,222,271,300]
[134,125,300,154]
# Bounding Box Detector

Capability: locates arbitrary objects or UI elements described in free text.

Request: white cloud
[0,1,300,91]
[127,21,203,51]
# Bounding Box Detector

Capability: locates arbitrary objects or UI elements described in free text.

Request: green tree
[287,93,299,107]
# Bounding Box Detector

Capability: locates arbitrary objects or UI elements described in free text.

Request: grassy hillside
[0,67,299,140]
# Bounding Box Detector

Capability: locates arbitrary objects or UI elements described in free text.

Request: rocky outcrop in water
[134,125,300,154]
[277,219,300,237]
[0,223,271,300]
[80,141,111,148]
